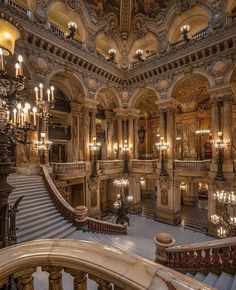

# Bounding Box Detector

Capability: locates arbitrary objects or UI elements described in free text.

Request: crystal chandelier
[195,129,211,135]
[113,177,133,225]
[34,132,52,151]
[210,190,236,238]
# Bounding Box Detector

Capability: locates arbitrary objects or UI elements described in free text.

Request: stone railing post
[89,275,112,290]
[154,233,175,265]
[75,206,88,224]
[42,266,63,290]
[65,269,87,290]
[17,267,36,290]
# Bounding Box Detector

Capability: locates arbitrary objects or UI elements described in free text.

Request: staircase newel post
[154,232,175,265]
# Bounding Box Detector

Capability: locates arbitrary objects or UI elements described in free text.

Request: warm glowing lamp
[0,19,20,55]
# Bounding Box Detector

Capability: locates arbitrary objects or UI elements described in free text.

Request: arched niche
[96,87,121,109]
[48,1,86,42]
[168,6,210,44]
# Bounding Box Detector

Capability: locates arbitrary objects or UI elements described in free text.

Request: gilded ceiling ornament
[133,17,147,39]
[210,0,227,29]
[32,0,48,25]
[65,0,78,10]
[175,0,196,14]
[105,15,119,39]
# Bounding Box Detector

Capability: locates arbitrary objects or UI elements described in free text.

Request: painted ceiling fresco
[85,0,170,20]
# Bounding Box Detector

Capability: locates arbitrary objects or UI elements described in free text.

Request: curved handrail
[0,240,214,290]
[42,165,127,235]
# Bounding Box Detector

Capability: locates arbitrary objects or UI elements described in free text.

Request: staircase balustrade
[52,162,86,179]
[42,166,127,235]
[0,239,214,290]
[154,234,236,274]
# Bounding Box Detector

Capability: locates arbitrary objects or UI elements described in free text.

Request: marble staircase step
[214,272,234,290]
[203,272,218,287]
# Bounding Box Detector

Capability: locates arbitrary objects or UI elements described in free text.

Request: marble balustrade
[0,239,214,290]
[131,160,158,174]
[174,160,211,171]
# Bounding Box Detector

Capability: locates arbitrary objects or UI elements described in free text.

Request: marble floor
[33,214,215,290]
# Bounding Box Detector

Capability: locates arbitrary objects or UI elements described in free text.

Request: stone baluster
[89,275,112,290]
[42,266,63,290]
[65,269,87,290]
[83,108,90,161]
[17,267,36,290]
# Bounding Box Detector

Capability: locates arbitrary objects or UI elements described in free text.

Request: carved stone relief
[32,0,48,26]
[159,175,171,205]
[88,178,99,208]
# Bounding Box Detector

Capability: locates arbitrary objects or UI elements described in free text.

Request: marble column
[79,110,84,160]
[134,117,139,159]
[128,117,134,159]
[70,102,81,162]
[166,108,176,161]
[42,266,63,290]
[83,108,90,161]
[101,119,107,160]
[117,117,123,159]
[223,97,233,161]
[67,113,73,162]
[211,100,221,160]
[105,111,113,159]
[90,110,96,141]
[159,109,166,138]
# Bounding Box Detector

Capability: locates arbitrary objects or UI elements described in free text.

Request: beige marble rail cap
[0,239,214,290]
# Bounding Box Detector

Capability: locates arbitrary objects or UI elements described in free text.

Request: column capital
[209,85,234,102]
[70,101,83,112]
[155,98,180,111]
[84,97,99,111]
[113,108,140,118]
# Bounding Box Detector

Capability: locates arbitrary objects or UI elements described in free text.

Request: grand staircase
[186,272,236,290]
[8,173,77,243]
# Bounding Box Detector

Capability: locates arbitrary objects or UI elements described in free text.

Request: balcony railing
[52,162,86,179]
[174,160,211,171]
[132,160,158,174]
[99,160,123,174]
[49,125,71,140]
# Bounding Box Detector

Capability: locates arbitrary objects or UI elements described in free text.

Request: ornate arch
[95,86,122,109]
[128,86,160,108]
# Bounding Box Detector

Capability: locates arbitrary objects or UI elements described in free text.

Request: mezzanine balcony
[52,162,86,180]
[174,159,211,177]
[131,159,158,174]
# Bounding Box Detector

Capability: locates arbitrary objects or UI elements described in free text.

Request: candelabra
[122,139,130,173]
[0,17,37,249]
[210,190,236,238]
[155,137,170,176]
[211,131,230,181]
[180,25,190,42]
[89,137,101,178]
[113,177,133,225]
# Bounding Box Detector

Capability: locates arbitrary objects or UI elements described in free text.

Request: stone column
[134,117,139,159]
[211,100,221,160]
[159,109,166,138]
[128,117,134,159]
[90,110,96,141]
[105,111,113,159]
[79,110,84,160]
[70,102,81,162]
[67,113,73,162]
[117,117,123,159]
[223,97,233,161]
[166,108,176,163]
[83,108,90,161]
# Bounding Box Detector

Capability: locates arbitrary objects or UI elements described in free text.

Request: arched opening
[168,6,210,44]
[172,74,211,160]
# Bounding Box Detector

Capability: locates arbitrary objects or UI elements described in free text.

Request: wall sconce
[107,48,116,62]
[180,182,186,191]
[135,49,144,62]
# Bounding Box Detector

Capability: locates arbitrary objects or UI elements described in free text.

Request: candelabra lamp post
[155,137,170,176]
[113,177,133,225]
[0,17,38,249]
[210,190,236,238]
[211,131,230,181]
[89,137,101,179]
[122,139,130,173]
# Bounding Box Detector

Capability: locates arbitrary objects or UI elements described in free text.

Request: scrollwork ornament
[32,0,48,26]
[105,14,119,39]
[175,0,196,14]
[65,0,77,10]
[133,17,147,39]
[157,30,168,54]
[210,0,227,29]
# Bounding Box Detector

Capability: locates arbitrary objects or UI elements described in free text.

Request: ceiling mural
[86,0,120,18]
[132,0,169,18]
